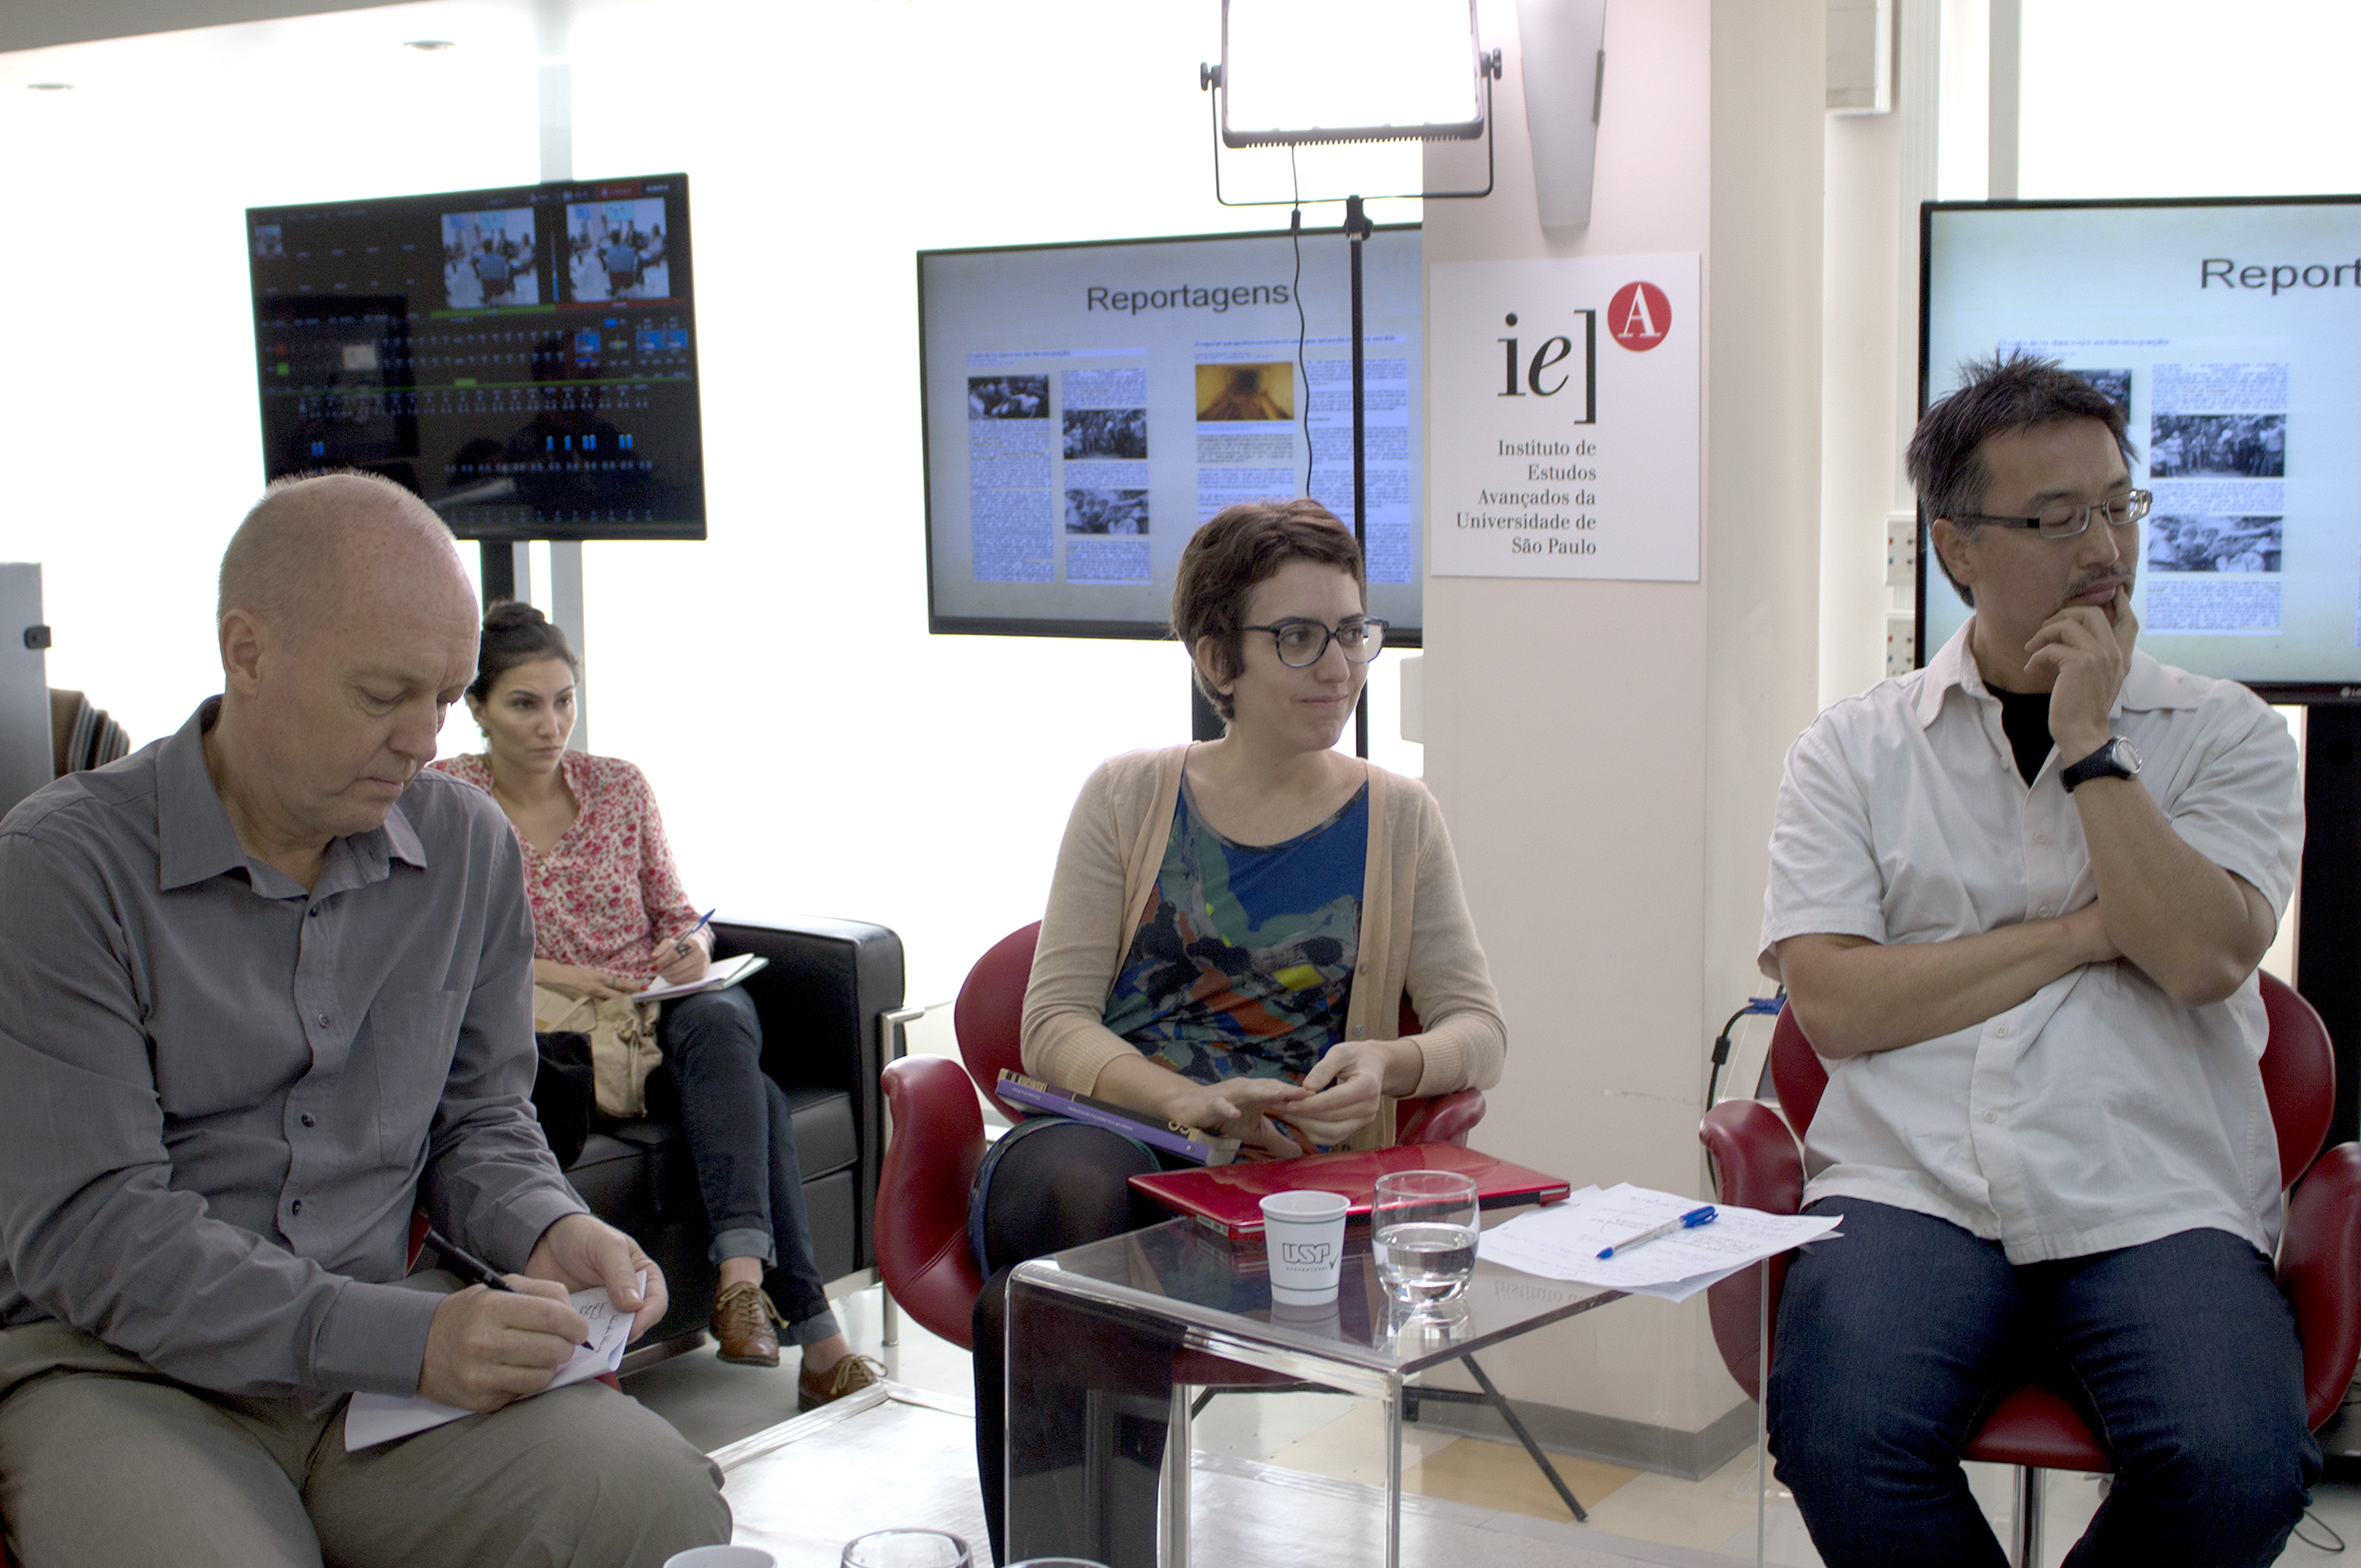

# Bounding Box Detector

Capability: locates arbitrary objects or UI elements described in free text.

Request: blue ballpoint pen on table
[1596,1204,1717,1259]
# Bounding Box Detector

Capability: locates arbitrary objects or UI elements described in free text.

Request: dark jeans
[971,1120,1171,1566]
[660,987,838,1343]
[1767,1198,2318,1568]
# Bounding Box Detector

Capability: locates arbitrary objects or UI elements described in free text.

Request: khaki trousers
[0,1320,731,1568]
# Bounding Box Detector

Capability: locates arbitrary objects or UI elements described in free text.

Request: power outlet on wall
[1886,511,1917,587]
[1885,613,1916,679]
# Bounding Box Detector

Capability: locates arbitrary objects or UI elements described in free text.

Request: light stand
[1346,193,1371,759]
[1194,37,1502,759]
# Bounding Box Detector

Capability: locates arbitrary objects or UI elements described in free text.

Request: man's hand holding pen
[416,1214,667,1412]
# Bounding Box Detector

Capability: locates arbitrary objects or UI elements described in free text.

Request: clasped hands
[417,1212,667,1412]
[1169,1038,1407,1157]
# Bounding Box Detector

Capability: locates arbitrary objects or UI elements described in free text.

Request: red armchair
[875,920,1486,1349]
[1697,971,2361,1568]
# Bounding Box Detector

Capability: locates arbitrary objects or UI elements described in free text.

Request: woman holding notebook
[971,500,1508,1558]
[432,602,880,1410]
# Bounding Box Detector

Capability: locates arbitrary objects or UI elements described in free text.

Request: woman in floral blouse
[432,603,879,1410]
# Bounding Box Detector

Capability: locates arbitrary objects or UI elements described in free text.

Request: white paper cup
[1260,1190,1350,1304]
[665,1548,777,1568]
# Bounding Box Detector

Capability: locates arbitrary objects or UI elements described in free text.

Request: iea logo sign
[1429,254,1700,582]
[1608,282,1671,351]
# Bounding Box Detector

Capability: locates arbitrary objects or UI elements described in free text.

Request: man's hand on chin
[2028,599,2139,760]
[526,1212,669,1342]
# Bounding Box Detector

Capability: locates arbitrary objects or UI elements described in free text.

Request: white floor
[624,1282,2361,1567]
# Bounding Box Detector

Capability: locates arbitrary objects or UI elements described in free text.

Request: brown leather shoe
[711,1282,782,1367]
[798,1350,885,1411]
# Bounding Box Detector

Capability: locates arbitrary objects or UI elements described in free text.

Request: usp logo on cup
[1259,1189,1350,1304]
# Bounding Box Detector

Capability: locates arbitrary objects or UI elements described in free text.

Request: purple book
[996,1071,1242,1166]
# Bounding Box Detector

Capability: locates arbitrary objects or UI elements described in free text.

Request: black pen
[422,1225,516,1293]
[423,1226,594,1348]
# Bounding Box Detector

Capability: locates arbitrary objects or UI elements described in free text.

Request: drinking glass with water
[841,1530,971,1568]
[1370,1170,1480,1309]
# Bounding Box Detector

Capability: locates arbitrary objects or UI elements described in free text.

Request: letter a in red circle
[1608,282,1671,351]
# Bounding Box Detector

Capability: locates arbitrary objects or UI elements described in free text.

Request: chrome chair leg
[1161,1385,1192,1567]
[2010,1465,2044,1568]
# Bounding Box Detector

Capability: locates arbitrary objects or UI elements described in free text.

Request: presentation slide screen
[920,226,1422,641]
[1920,197,2361,698]
[248,174,702,541]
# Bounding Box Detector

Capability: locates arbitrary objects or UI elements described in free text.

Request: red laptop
[1131,1142,1572,1239]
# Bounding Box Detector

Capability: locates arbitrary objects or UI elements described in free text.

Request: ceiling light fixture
[26,82,75,92]
[402,39,457,52]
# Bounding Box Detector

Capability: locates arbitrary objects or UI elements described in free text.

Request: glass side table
[1004,1215,1630,1568]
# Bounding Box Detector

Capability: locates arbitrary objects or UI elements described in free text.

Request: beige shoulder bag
[532,983,664,1119]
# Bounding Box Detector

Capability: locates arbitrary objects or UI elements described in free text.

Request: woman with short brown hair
[969,499,1507,1560]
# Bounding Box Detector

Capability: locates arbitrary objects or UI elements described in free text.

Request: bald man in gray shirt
[0,474,729,1566]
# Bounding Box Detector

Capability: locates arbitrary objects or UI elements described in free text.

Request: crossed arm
[1777,608,2278,1059]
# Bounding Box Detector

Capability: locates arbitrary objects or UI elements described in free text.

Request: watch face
[2110,739,2143,776]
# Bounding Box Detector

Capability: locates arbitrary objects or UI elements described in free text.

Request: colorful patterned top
[427,751,700,984]
[1101,781,1368,1085]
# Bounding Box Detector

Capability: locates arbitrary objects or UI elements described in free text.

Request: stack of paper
[345,1275,641,1450]
[1477,1183,1840,1302]
[639,951,768,1001]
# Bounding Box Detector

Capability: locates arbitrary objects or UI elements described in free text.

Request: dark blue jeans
[660,987,839,1343]
[1767,1198,2316,1568]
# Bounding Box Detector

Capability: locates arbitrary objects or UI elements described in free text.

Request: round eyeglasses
[1952,489,2151,541]
[1240,617,1389,668]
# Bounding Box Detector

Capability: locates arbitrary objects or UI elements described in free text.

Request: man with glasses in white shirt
[1758,354,2315,1567]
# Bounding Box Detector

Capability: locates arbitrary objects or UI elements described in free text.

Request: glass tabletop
[1009,1214,1623,1378]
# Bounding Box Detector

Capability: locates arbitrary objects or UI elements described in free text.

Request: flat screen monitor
[247,174,703,541]
[1919,195,2361,700]
[919,225,1422,641]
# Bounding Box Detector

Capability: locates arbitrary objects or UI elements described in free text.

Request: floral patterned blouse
[428,751,700,984]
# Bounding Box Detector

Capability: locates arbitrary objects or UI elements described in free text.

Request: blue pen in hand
[1596,1204,1717,1259]
[670,907,718,958]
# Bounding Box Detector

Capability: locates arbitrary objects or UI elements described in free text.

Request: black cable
[1706,993,1785,1105]
[1290,147,1310,497]
[2295,1508,2346,1553]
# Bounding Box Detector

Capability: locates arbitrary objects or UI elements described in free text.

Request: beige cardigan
[1020,746,1508,1148]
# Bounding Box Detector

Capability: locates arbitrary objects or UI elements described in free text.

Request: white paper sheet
[1476,1183,1840,1295]
[345,1273,640,1451]
[637,952,767,1001]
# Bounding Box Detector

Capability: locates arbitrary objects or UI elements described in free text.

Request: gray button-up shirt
[0,701,585,1401]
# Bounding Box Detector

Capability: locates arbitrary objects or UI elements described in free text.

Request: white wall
[1814,0,2361,713]
[1415,0,1824,1438]
[2021,0,2361,199]
[0,0,1422,1004]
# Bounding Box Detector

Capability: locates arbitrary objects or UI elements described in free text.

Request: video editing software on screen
[249,174,703,540]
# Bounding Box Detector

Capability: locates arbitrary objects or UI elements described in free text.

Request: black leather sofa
[558,914,906,1355]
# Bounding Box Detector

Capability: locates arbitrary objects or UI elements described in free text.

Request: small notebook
[996,1070,1243,1165]
[636,952,767,1001]
[1131,1143,1573,1239]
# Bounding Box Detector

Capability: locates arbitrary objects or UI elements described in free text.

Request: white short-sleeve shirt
[1758,622,2303,1263]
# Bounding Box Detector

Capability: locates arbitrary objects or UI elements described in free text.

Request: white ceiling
[1,0,463,55]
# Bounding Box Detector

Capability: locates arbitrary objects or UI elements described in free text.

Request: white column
[535,0,590,751]
[1986,0,2020,201]
[1418,0,1823,1446]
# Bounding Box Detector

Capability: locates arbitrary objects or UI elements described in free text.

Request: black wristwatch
[2061,737,2142,793]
